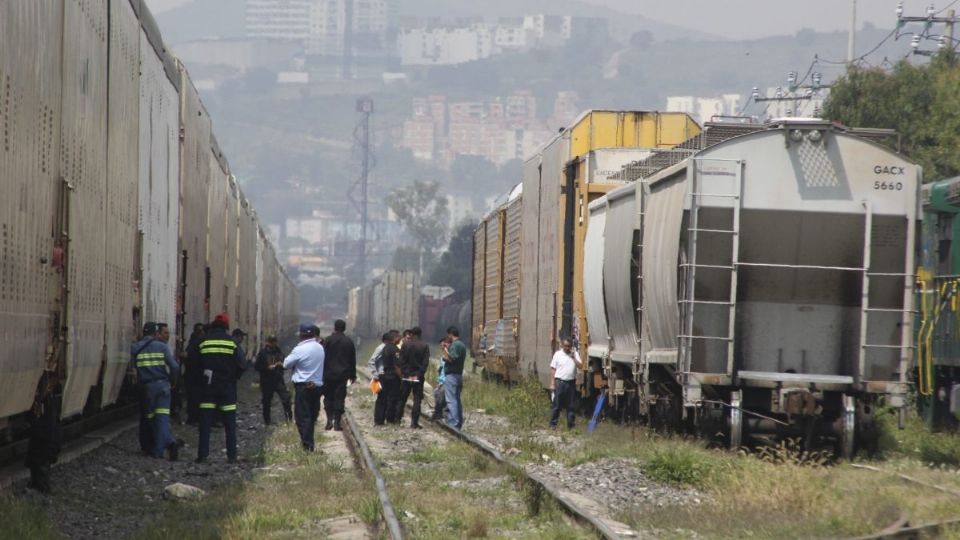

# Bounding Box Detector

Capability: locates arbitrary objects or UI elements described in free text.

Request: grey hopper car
[583,120,918,457]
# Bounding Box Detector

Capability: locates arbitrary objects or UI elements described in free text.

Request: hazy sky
[146,0,954,40]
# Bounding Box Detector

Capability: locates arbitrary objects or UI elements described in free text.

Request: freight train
[474,114,920,456]
[0,1,298,444]
[347,271,471,345]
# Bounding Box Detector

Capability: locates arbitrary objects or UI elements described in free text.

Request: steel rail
[356,367,634,539]
[340,408,404,540]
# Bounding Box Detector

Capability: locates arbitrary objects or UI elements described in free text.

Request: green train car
[917,177,960,429]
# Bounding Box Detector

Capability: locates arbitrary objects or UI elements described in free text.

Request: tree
[385,180,450,274]
[428,220,478,302]
[822,54,960,181]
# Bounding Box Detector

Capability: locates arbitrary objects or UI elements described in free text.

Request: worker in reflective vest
[196,312,246,464]
[131,321,180,460]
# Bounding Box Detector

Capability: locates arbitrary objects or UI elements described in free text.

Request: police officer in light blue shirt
[284,324,325,451]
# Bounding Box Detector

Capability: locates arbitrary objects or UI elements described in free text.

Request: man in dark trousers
[284,325,325,451]
[397,326,430,429]
[255,335,292,425]
[196,312,245,464]
[182,323,205,426]
[131,321,180,460]
[322,319,356,431]
[372,331,402,426]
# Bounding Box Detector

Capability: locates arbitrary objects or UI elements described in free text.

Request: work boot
[283,406,293,422]
[333,414,342,431]
[324,415,334,431]
[29,465,51,494]
[168,442,179,462]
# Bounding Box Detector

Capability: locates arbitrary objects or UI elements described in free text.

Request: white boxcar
[137,21,180,355]
[0,2,64,419]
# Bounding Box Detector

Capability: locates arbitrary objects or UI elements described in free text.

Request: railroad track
[348,369,635,539]
[848,464,960,539]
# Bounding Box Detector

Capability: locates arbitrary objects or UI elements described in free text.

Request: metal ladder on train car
[857,201,916,386]
[679,158,744,392]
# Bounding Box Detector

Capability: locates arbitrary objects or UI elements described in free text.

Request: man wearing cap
[130,322,180,460]
[232,328,248,366]
[196,312,246,464]
[255,336,292,425]
[283,325,325,451]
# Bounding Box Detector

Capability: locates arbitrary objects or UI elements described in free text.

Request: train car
[516,110,701,387]
[0,0,296,452]
[177,65,213,344]
[916,176,960,429]
[584,119,918,456]
[472,184,522,379]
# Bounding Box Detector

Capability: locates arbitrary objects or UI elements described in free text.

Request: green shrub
[644,446,714,487]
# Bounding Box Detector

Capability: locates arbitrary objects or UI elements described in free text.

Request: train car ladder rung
[678,334,733,341]
[689,193,740,199]
[862,343,915,349]
[679,300,733,305]
[679,263,734,270]
[689,228,737,235]
[863,307,916,313]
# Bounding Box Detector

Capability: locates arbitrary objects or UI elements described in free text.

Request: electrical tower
[349,97,373,285]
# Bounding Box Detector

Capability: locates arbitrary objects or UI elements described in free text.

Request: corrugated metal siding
[177,72,211,329]
[535,135,568,386]
[472,226,485,350]
[583,205,608,358]
[223,179,240,319]
[137,27,180,352]
[206,151,228,316]
[0,2,63,419]
[641,174,687,363]
[61,0,109,418]
[519,155,541,377]
[483,218,501,345]
[604,192,639,362]
[102,0,140,407]
[498,198,522,358]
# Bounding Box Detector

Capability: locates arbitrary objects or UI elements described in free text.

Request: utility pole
[848,0,857,64]
[349,97,373,285]
[897,2,959,57]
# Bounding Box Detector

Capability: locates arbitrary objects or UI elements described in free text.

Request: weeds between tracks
[458,357,960,538]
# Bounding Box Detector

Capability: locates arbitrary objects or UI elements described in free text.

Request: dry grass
[463,372,960,538]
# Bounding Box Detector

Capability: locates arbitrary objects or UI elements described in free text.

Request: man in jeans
[549,338,582,430]
[441,326,467,429]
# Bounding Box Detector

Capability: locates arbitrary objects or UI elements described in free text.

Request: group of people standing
[368,326,466,430]
[130,314,360,461]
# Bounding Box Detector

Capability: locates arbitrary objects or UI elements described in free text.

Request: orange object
[370,379,381,395]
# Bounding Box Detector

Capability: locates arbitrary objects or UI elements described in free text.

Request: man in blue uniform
[196,312,246,464]
[284,324,325,451]
[131,321,180,460]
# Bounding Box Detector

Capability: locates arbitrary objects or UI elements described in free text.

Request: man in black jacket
[196,312,246,464]
[397,326,430,429]
[322,319,356,431]
[182,323,205,426]
[255,335,292,425]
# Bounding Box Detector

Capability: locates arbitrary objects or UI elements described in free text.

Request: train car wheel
[729,390,743,450]
[841,394,856,460]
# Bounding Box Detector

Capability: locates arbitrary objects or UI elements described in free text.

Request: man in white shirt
[549,338,582,430]
[284,324,325,451]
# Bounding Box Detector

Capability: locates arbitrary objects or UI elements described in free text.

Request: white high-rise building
[246,0,395,57]
[245,0,312,41]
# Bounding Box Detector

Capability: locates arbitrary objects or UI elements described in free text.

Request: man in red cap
[196,312,246,463]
